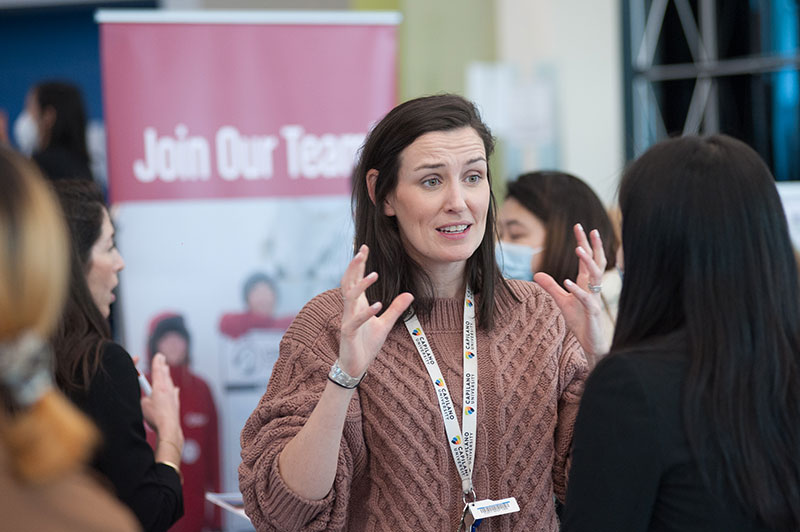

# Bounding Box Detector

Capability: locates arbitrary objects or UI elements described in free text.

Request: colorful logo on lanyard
[465,351,475,359]
[465,406,475,415]
[412,328,422,336]
[435,378,444,387]
[466,299,474,307]
[451,435,462,445]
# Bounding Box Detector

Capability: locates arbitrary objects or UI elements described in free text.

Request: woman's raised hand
[140,353,183,448]
[534,224,610,363]
[338,245,414,378]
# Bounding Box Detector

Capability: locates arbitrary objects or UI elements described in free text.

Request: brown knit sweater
[239,279,587,531]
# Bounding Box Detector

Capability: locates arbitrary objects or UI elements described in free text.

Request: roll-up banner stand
[96,10,399,530]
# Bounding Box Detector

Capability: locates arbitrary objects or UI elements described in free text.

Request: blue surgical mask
[495,241,543,281]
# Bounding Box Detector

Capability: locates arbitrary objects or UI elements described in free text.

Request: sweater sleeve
[552,331,588,502]
[561,354,662,532]
[238,298,367,532]
[87,343,184,532]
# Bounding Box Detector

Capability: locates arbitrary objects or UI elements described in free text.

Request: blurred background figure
[51,179,184,532]
[146,312,221,532]
[497,170,620,346]
[0,147,139,531]
[13,80,92,182]
[219,273,293,339]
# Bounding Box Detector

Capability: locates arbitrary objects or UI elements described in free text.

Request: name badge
[464,497,519,530]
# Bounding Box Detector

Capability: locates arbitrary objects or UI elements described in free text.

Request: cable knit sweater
[239,279,587,531]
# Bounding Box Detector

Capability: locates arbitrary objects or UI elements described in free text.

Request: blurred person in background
[0,147,139,531]
[562,135,800,531]
[51,180,184,532]
[146,312,221,532]
[13,80,93,181]
[497,170,620,350]
[219,273,294,339]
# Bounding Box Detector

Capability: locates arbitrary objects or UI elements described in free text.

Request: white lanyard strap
[405,286,477,496]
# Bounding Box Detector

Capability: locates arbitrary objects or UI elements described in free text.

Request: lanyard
[404,286,478,497]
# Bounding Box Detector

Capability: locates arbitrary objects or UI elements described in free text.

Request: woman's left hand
[534,224,610,364]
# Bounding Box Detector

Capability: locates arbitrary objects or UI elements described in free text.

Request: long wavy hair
[50,181,111,394]
[352,94,504,329]
[614,135,800,529]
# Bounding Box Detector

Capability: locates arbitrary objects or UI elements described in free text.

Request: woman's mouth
[437,224,469,234]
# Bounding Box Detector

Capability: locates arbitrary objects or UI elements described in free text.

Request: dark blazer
[563,334,772,531]
[68,342,183,532]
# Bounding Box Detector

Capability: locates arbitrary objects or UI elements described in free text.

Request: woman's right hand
[338,245,414,378]
[140,353,183,448]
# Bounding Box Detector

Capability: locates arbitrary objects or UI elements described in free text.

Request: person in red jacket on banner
[219,273,293,339]
[146,312,221,532]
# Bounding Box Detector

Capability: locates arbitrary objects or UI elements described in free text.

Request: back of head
[51,180,111,393]
[0,147,97,483]
[34,81,89,165]
[352,93,502,328]
[615,135,800,529]
[506,171,617,282]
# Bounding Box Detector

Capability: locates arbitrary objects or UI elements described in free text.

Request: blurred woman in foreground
[0,147,138,531]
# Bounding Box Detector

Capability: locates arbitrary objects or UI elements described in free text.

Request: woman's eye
[465,174,481,183]
[422,177,440,187]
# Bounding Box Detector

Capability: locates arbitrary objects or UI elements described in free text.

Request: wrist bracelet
[328,359,365,389]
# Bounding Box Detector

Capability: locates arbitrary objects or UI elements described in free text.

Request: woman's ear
[366,169,379,205]
[367,169,396,216]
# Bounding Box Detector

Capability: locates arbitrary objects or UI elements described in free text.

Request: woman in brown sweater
[239,94,608,531]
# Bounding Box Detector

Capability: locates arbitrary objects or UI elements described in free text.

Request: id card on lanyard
[404,286,518,531]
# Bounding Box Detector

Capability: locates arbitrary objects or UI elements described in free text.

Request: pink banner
[100,19,397,202]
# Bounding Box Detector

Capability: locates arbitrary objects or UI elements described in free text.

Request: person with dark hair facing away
[561,135,800,531]
[497,171,620,348]
[239,94,608,531]
[13,81,92,181]
[51,180,184,532]
[146,312,221,532]
[0,147,139,531]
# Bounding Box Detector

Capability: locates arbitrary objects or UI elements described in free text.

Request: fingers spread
[341,245,369,297]
[533,272,568,300]
[590,229,608,271]
[564,279,596,309]
[380,292,414,325]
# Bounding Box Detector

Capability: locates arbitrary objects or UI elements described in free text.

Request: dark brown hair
[352,94,503,328]
[50,180,110,393]
[505,171,617,283]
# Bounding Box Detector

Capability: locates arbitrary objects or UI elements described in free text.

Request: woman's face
[384,127,490,274]
[86,208,125,318]
[498,197,547,272]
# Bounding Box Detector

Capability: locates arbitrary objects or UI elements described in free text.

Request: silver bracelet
[328,359,365,389]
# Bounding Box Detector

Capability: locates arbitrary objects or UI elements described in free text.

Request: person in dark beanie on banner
[147,312,221,532]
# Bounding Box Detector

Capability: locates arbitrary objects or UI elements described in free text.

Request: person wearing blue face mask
[497,171,620,349]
